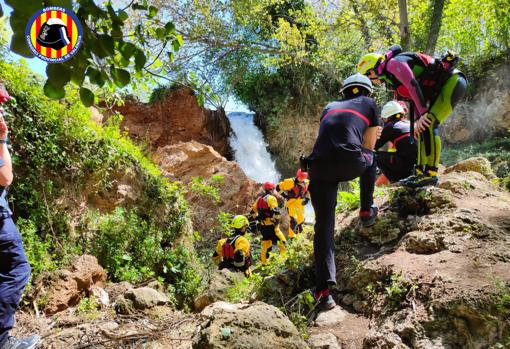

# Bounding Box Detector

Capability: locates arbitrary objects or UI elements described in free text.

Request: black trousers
[376,151,415,182]
[309,151,376,290]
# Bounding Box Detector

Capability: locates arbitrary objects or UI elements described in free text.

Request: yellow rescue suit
[212,233,252,276]
[277,178,310,238]
[251,193,286,264]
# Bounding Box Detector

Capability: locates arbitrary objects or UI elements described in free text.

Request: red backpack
[222,235,240,262]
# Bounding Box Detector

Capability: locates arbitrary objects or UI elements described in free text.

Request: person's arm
[375,126,392,150]
[363,127,379,150]
[386,57,428,116]
[0,114,13,186]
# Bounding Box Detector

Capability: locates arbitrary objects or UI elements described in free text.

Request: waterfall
[227,112,315,223]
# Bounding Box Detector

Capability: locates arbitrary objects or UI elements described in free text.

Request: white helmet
[340,73,373,94]
[381,101,405,119]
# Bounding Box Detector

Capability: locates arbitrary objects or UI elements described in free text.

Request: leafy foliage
[0,59,202,305]
[4,0,183,104]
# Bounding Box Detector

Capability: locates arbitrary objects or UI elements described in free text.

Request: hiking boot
[314,289,336,311]
[0,335,40,349]
[359,205,378,227]
[405,170,439,188]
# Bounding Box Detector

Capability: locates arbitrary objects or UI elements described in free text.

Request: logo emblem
[25,7,83,63]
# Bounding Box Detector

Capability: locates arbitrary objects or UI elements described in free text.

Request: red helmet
[297,168,308,180]
[263,182,275,191]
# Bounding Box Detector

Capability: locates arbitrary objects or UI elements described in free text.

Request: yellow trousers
[286,199,305,238]
[260,225,286,265]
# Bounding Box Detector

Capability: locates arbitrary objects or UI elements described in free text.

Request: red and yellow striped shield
[25,7,83,63]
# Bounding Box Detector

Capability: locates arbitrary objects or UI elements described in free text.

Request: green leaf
[47,0,72,8]
[172,35,184,51]
[10,32,33,58]
[71,68,86,85]
[165,21,175,35]
[147,5,158,19]
[132,3,148,10]
[172,40,180,51]
[118,10,128,22]
[91,38,108,59]
[111,68,131,88]
[119,42,136,60]
[134,50,146,71]
[167,52,174,61]
[46,64,71,88]
[86,68,105,87]
[79,87,95,107]
[175,34,184,46]
[98,35,115,56]
[43,80,65,99]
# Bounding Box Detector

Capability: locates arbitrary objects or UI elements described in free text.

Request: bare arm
[362,126,379,151]
[0,114,13,186]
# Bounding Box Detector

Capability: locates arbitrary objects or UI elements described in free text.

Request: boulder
[153,141,260,241]
[193,301,308,349]
[402,230,446,254]
[444,157,496,180]
[40,255,107,315]
[308,333,341,349]
[194,269,245,312]
[314,306,347,327]
[124,287,170,310]
[107,87,232,158]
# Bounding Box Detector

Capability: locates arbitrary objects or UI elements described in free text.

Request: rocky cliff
[153,141,260,246]
[442,65,510,144]
[108,88,233,159]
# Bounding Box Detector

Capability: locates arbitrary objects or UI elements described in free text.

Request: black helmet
[36,18,70,50]
[441,49,460,70]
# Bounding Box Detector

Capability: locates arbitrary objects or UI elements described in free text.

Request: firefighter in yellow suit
[212,215,252,277]
[277,169,310,239]
[250,182,286,265]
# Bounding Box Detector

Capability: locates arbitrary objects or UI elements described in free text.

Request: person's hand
[0,110,8,140]
[414,113,432,137]
[376,126,383,139]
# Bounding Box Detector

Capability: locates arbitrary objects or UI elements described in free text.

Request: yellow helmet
[356,53,384,75]
[231,215,249,229]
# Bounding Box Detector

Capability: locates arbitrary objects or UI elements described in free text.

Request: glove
[302,198,310,206]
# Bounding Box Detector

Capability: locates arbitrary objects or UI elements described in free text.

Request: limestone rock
[124,287,170,310]
[153,141,260,242]
[108,87,232,158]
[314,306,347,327]
[444,157,496,180]
[105,281,133,303]
[402,231,446,254]
[194,269,245,311]
[308,333,341,349]
[39,255,107,315]
[193,301,308,349]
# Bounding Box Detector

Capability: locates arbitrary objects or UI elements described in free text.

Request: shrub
[0,59,202,306]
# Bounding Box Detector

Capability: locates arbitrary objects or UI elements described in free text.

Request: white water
[227,112,315,223]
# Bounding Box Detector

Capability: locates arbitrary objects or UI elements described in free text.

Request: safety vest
[288,179,308,199]
[379,46,458,102]
[222,235,241,262]
[256,195,272,220]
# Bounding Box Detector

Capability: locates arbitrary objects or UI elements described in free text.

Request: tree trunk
[398,0,410,51]
[425,0,446,55]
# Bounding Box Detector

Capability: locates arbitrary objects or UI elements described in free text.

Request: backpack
[222,235,241,262]
[256,195,272,220]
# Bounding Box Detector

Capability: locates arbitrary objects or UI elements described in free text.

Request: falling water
[227,112,315,223]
